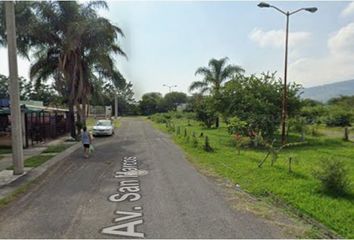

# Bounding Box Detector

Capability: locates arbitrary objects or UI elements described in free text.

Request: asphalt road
[0,118,291,238]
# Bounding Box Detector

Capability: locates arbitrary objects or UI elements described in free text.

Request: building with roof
[0,99,70,148]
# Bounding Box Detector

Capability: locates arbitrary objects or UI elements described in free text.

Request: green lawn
[43,144,72,153]
[152,118,354,238]
[6,143,74,169]
[7,154,53,170]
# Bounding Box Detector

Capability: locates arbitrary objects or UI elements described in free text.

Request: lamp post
[163,84,177,93]
[258,2,317,144]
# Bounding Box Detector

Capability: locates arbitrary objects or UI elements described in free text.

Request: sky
[1,1,354,99]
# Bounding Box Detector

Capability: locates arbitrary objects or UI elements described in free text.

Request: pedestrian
[81,126,91,158]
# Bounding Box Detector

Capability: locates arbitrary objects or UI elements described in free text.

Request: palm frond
[189,81,209,92]
[195,67,212,77]
[220,65,245,83]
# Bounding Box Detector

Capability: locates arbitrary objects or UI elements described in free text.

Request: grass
[7,154,53,170]
[43,144,72,153]
[152,118,354,238]
[113,119,120,128]
[6,143,73,170]
[0,181,34,209]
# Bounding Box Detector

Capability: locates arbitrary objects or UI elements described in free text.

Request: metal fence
[24,111,69,147]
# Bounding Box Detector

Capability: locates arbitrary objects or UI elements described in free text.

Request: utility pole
[281,13,289,145]
[5,1,24,175]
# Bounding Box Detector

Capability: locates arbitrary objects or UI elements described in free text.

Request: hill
[301,79,354,102]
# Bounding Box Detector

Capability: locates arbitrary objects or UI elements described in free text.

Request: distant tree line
[141,57,354,142]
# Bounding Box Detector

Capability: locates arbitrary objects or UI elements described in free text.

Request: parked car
[92,119,114,136]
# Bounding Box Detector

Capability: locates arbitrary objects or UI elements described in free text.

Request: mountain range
[301,79,354,102]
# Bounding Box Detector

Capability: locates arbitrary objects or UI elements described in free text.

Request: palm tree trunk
[68,102,76,139]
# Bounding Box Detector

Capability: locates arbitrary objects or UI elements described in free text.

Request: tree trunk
[68,103,76,139]
[215,116,219,128]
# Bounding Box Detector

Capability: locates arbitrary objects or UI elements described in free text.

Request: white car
[92,119,114,136]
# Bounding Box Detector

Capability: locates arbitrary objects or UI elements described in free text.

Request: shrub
[313,158,351,196]
[227,117,248,135]
[325,109,352,127]
[233,134,250,154]
[150,113,167,123]
[288,117,308,141]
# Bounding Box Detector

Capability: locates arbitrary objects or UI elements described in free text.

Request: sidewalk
[0,135,76,187]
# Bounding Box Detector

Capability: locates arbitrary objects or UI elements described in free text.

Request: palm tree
[29,1,126,138]
[189,57,244,127]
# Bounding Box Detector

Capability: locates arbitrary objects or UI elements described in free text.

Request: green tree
[139,92,164,115]
[222,73,302,139]
[162,92,188,111]
[28,1,126,138]
[189,57,244,128]
[194,96,217,128]
[0,74,62,106]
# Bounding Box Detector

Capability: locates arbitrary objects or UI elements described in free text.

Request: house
[0,99,70,148]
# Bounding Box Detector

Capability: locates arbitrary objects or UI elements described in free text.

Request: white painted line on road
[101,156,146,238]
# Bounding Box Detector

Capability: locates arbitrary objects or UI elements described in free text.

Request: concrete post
[5,1,24,175]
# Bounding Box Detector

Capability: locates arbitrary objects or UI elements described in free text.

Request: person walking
[81,126,91,158]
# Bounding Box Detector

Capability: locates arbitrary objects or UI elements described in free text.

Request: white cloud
[249,28,311,48]
[289,22,354,87]
[328,22,354,55]
[341,1,354,17]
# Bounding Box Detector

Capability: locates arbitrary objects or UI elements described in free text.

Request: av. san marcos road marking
[101,156,146,238]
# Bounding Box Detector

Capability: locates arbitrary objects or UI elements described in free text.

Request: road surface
[0,118,294,238]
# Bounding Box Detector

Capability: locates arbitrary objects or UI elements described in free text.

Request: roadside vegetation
[151,113,353,238]
[7,143,75,170]
[147,57,354,238]
[43,144,72,154]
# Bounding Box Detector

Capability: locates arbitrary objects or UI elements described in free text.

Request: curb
[0,142,81,200]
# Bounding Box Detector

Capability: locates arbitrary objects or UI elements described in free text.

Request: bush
[227,117,248,135]
[313,158,351,196]
[233,134,251,154]
[150,112,174,123]
[325,108,353,127]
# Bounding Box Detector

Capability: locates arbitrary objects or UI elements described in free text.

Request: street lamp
[258,2,317,144]
[163,84,177,93]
